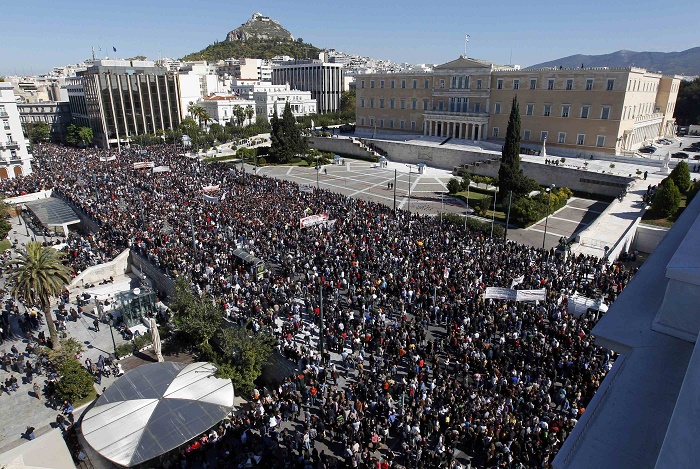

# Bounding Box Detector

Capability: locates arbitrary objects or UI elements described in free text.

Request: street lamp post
[405,165,412,216]
[108,318,118,359]
[542,184,555,251]
[319,280,324,363]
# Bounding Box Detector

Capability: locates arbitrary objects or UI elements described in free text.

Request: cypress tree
[269,102,306,163]
[498,96,523,202]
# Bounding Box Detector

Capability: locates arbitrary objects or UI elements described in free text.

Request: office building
[272,61,344,114]
[356,56,681,155]
[0,83,33,179]
[76,59,182,148]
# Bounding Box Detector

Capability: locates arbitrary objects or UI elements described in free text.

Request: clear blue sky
[1,0,694,76]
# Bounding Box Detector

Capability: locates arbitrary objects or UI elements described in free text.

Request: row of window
[493,102,612,120]
[360,97,430,111]
[361,78,431,90]
[359,117,417,131]
[491,127,606,147]
[496,77,615,91]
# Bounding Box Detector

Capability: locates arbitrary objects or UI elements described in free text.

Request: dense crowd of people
[0,143,639,468]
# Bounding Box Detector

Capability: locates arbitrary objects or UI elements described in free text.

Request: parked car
[672,152,689,159]
[657,138,673,145]
[638,146,657,154]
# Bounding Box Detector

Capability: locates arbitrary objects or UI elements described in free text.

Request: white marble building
[253,84,316,121]
[199,94,256,126]
[0,83,33,179]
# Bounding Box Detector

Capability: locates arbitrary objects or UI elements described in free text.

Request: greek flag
[465,34,470,42]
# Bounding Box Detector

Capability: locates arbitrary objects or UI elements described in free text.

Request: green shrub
[447,178,462,194]
[56,360,95,404]
[510,187,572,226]
[116,343,134,358]
[688,180,700,204]
[652,178,681,217]
[133,334,153,351]
[670,160,691,193]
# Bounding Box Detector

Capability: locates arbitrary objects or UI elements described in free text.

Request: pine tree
[498,96,523,202]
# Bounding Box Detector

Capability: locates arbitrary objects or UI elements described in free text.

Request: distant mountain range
[528,47,700,76]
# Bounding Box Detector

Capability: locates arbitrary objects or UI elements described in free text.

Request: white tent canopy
[82,362,234,467]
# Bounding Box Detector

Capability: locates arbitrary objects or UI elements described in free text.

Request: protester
[0,143,637,468]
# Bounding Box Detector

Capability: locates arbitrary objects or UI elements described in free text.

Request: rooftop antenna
[92,46,96,62]
[509,48,513,66]
[464,34,470,57]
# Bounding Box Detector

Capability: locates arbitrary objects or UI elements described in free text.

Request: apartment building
[356,56,681,155]
[0,83,33,179]
[18,101,72,141]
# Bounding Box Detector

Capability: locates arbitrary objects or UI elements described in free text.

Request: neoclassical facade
[356,56,681,155]
[0,83,33,180]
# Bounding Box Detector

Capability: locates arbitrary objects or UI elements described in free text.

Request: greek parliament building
[355,56,681,156]
[70,60,182,148]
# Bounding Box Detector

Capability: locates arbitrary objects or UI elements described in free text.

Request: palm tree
[8,242,72,350]
[233,105,245,127]
[245,105,255,126]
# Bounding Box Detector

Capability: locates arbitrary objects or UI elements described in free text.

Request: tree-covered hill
[181,38,322,62]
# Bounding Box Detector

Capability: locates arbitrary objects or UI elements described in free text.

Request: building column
[469,124,474,140]
[456,123,461,139]
[483,122,489,140]
[424,120,429,136]
[477,124,482,141]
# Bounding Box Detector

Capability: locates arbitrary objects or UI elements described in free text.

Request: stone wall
[308,137,378,160]
[68,249,131,289]
[371,140,633,197]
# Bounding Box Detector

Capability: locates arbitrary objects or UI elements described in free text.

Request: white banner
[153,165,170,173]
[203,194,220,203]
[300,213,329,228]
[515,289,547,302]
[484,287,517,301]
[299,185,314,194]
[484,287,546,302]
[567,294,608,318]
[133,161,155,169]
[99,156,117,162]
[510,275,525,288]
[202,185,220,193]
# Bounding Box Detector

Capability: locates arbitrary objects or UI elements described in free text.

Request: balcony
[3,140,19,150]
[0,111,8,118]
[425,110,489,118]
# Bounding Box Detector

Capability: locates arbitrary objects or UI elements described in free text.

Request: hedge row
[510,187,573,227]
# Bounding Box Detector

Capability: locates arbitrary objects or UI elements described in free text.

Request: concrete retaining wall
[371,140,633,197]
[308,137,378,160]
[633,224,669,253]
[68,249,131,289]
[5,190,53,205]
